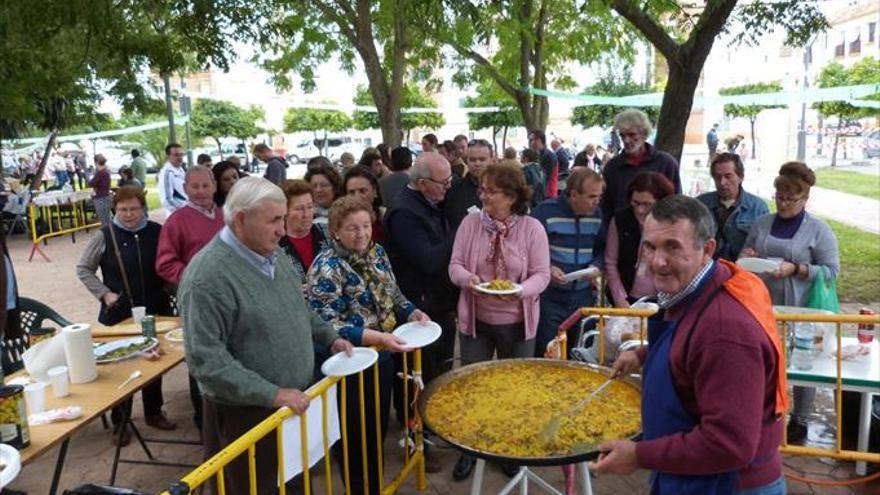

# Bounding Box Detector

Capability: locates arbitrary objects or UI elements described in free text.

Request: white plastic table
[786,338,879,475]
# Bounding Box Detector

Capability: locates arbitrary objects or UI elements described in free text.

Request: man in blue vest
[531,168,604,357]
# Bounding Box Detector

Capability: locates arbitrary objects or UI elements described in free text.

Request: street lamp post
[796,39,815,162]
[180,93,194,168]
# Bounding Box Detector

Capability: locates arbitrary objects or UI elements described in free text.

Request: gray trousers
[93,195,112,226]
[460,320,535,365]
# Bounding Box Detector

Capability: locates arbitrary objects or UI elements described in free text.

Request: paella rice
[485,279,516,291]
[424,362,640,458]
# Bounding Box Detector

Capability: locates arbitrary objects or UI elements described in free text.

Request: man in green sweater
[179,175,352,494]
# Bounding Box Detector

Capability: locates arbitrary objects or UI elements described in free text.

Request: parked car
[865,130,880,159]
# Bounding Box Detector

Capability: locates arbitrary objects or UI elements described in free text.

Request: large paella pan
[418,359,642,466]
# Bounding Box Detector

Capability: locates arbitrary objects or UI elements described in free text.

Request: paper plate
[736,257,780,274]
[165,328,184,343]
[392,321,442,349]
[0,444,21,487]
[321,347,379,377]
[563,266,600,283]
[93,336,158,364]
[475,281,523,296]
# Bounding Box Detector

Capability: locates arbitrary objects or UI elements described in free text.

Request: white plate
[736,257,780,274]
[165,328,184,343]
[321,347,379,377]
[393,321,442,349]
[93,336,158,364]
[563,266,600,283]
[0,443,21,487]
[475,281,523,295]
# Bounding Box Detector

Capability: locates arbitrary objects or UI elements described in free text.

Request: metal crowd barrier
[555,306,880,471]
[160,348,427,495]
[28,192,99,262]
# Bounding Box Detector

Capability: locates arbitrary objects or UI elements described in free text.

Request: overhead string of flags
[8,83,878,147]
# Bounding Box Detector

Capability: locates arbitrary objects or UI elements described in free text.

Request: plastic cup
[47,366,70,398]
[24,382,49,414]
[131,306,147,325]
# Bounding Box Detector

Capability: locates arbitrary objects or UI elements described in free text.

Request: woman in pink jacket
[448,163,551,478]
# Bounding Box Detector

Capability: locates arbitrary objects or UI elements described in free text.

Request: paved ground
[3,207,879,494]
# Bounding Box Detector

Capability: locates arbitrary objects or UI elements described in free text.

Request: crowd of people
[65,107,843,495]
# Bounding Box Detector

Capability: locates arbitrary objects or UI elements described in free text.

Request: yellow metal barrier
[28,199,99,262]
[161,348,427,495]
[556,306,880,471]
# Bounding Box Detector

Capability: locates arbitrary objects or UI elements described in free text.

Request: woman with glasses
[305,163,343,225]
[448,163,550,479]
[604,172,676,308]
[741,161,839,444]
[344,166,386,243]
[76,186,176,445]
[279,179,330,288]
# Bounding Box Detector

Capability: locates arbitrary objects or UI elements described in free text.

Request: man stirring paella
[591,196,788,495]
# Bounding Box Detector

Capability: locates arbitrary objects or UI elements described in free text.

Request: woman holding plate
[740,161,839,444]
[447,163,550,479]
[306,195,429,495]
[76,186,176,445]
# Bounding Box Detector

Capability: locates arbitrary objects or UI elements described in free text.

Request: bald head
[411,152,452,203]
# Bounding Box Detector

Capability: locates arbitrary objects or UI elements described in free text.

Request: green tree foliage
[463,82,522,153]
[352,86,444,142]
[570,69,660,129]
[115,112,186,168]
[602,0,828,161]
[283,107,353,156]
[812,57,880,165]
[191,99,263,157]
[426,0,635,131]
[719,82,784,159]
[258,0,441,146]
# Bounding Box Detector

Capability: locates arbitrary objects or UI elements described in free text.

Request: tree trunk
[750,117,757,160]
[31,129,59,192]
[491,126,498,157]
[502,126,509,152]
[830,120,844,166]
[654,64,702,161]
[323,130,328,156]
[314,131,322,156]
[162,72,177,145]
[214,137,223,159]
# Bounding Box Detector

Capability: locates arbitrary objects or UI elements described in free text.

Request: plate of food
[475,279,523,295]
[93,336,159,364]
[393,321,442,349]
[320,347,379,377]
[165,328,184,343]
[736,257,781,274]
[0,444,21,487]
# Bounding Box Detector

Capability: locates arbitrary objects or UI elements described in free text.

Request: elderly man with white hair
[600,108,682,224]
[179,176,353,494]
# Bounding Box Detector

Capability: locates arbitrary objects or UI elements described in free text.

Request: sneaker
[787,419,808,444]
[452,454,476,481]
[145,412,178,431]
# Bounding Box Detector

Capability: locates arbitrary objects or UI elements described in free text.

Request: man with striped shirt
[531,168,604,357]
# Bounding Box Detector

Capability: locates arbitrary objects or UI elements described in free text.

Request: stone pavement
[3,214,878,494]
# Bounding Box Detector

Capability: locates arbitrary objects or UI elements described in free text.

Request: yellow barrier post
[277,424,286,495]
[321,392,333,495]
[373,360,384,493]
[300,408,311,494]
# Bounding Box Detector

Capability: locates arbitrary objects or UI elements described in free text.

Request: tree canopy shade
[283,107,353,156]
[603,0,828,161]
[812,57,880,165]
[258,0,441,147]
[426,0,635,132]
[719,82,784,159]
[351,86,444,142]
[464,82,523,154]
[570,70,660,129]
[191,99,264,157]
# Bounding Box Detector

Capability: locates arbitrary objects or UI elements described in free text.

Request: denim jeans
[535,288,594,357]
[734,476,786,495]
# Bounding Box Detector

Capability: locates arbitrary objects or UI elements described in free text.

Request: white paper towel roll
[62,324,98,384]
[22,335,68,382]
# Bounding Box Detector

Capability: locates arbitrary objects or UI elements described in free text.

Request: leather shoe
[453,454,475,481]
[787,419,808,444]
[501,463,520,478]
[112,425,131,446]
[145,412,178,431]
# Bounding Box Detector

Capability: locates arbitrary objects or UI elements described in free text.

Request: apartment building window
[869,22,877,43]
[849,33,861,55]
[834,31,845,58]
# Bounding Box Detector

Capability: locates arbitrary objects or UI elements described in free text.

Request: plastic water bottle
[791,323,814,371]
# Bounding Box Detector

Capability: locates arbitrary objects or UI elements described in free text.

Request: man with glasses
[698,153,768,262]
[445,139,494,231]
[384,152,458,472]
[158,143,188,214]
[600,109,681,224]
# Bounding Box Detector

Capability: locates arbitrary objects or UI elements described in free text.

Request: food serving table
[419,359,642,495]
[786,337,879,475]
[4,317,193,494]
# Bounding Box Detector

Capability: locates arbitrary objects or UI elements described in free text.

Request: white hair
[614,108,653,136]
[223,176,285,227]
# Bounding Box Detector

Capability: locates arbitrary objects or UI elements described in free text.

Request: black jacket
[443,173,480,233]
[384,187,459,314]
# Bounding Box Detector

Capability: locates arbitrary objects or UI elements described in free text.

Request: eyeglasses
[425,174,453,187]
[775,194,805,205]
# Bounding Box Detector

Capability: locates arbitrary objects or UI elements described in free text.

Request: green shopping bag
[805,266,840,313]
